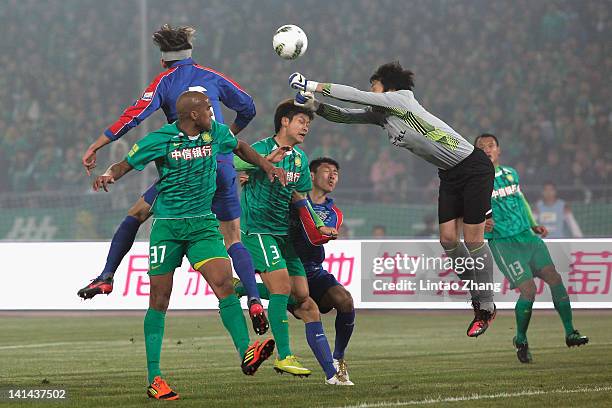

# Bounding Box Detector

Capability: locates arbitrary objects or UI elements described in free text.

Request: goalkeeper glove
[294,91,318,111]
[289,72,318,92]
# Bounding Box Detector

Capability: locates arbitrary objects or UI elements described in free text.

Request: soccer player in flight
[78,25,268,334]
[476,133,588,363]
[234,100,352,385]
[91,92,284,399]
[289,62,496,337]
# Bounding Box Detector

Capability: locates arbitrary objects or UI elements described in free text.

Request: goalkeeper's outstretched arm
[294,91,383,125]
[316,102,383,125]
[290,72,403,110]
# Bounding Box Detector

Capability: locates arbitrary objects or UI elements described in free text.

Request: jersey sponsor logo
[141,91,154,101]
[286,171,301,183]
[491,183,519,199]
[128,144,139,157]
[170,146,212,160]
[202,132,212,142]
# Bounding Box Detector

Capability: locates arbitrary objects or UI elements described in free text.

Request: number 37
[150,245,166,264]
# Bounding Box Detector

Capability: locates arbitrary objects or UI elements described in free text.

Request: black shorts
[438,148,494,225]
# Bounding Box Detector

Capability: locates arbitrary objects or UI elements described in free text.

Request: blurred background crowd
[0,0,610,238]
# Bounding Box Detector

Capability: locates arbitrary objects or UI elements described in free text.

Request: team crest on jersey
[202,132,212,142]
[141,91,153,101]
[294,155,302,167]
[506,174,514,182]
[315,209,329,222]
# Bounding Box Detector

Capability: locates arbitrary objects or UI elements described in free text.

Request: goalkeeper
[475,133,588,364]
[289,63,496,337]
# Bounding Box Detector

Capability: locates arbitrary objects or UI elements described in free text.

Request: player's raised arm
[216,74,256,136]
[93,160,133,192]
[82,73,168,174]
[233,140,287,185]
[289,72,402,110]
[294,91,383,126]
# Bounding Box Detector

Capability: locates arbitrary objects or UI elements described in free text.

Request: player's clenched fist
[318,226,338,239]
[93,174,115,192]
[289,72,318,93]
[294,91,318,111]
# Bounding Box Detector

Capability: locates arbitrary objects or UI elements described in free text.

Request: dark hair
[475,133,499,146]
[543,181,557,188]
[369,61,415,91]
[309,157,340,173]
[274,99,314,133]
[372,225,386,232]
[153,24,195,52]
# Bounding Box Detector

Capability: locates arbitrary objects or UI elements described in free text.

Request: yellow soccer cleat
[273,355,312,377]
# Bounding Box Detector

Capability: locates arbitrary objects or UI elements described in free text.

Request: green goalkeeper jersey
[485,165,537,239]
[240,136,311,235]
[126,120,237,219]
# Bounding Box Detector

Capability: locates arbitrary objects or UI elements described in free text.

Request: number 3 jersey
[240,137,312,236]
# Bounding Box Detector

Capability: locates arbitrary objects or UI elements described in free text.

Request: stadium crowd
[0,0,610,203]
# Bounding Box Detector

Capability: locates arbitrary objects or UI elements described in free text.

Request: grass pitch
[1,310,611,407]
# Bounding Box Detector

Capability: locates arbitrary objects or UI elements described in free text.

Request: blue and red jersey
[104,58,255,161]
[291,196,343,278]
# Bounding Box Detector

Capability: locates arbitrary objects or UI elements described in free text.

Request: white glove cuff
[306,81,319,93]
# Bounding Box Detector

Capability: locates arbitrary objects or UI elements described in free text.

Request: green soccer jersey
[126,120,237,218]
[240,136,311,235]
[485,165,537,239]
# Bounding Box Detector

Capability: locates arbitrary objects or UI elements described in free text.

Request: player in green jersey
[92,92,285,399]
[234,100,352,385]
[475,133,588,364]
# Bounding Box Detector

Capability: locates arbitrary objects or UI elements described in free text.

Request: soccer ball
[273,25,308,60]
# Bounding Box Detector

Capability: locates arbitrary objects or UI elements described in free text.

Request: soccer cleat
[467,302,497,337]
[333,358,350,381]
[241,338,275,375]
[273,355,312,377]
[566,330,589,347]
[147,376,179,400]
[513,336,533,363]
[248,298,269,335]
[325,373,354,386]
[77,277,114,299]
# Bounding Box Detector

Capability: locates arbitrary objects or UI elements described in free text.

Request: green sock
[269,294,292,359]
[219,295,250,358]
[551,283,575,336]
[515,297,533,344]
[144,308,166,383]
[237,282,298,306]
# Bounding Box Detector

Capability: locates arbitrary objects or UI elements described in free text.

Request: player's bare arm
[82,134,113,175]
[292,191,338,238]
[234,140,287,186]
[92,160,133,192]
